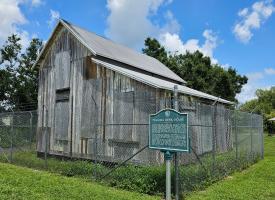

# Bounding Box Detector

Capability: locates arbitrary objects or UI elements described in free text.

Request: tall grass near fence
[0,147,260,196]
[0,105,263,197]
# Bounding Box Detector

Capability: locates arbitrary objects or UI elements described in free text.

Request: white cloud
[18,30,31,50]
[237,84,256,103]
[161,10,181,34]
[105,0,165,49]
[0,0,27,45]
[31,0,43,7]
[221,63,230,69]
[233,0,275,43]
[237,83,272,103]
[236,72,264,103]
[47,9,60,28]
[0,0,38,51]
[150,0,166,13]
[0,0,45,55]
[236,70,274,103]
[159,29,219,63]
[202,29,218,63]
[246,72,264,80]
[105,0,219,63]
[265,67,275,75]
[159,33,197,53]
[238,8,249,17]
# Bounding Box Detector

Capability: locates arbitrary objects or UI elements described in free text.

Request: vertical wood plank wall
[37,26,230,164]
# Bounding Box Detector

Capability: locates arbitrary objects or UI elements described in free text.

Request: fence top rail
[0,108,263,118]
[0,110,37,115]
[231,109,263,117]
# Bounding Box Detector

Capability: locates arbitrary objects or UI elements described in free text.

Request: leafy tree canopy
[0,34,43,111]
[142,37,248,102]
[240,87,275,131]
[240,87,275,115]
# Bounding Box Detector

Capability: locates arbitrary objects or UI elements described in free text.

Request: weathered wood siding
[37,26,161,163]
[37,25,230,165]
[37,27,91,156]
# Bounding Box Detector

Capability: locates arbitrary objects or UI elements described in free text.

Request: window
[56,88,70,102]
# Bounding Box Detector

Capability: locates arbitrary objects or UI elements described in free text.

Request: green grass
[187,134,275,200]
[0,141,260,197]
[0,163,160,200]
[0,130,262,198]
[0,149,258,197]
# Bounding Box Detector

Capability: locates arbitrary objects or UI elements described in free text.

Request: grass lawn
[0,163,160,200]
[187,135,275,200]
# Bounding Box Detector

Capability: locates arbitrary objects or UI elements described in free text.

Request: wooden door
[53,51,71,153]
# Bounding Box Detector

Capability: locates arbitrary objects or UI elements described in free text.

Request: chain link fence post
[9,111,14,163]
[260,117,264,159]
[250,114,253,159]
[211,104,217,175]
[90,92,99,180]
[173,85,179,200]
[211,99,218,175]
[29,111,33,150]
[234,110,238,160]
[44,107,48,169]
[93,124,98,179]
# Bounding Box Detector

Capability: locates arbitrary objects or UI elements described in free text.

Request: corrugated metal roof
[34,19,232,104]
[92,58,233,105]
[60,19,185,84]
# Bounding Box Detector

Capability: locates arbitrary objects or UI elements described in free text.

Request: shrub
[0,150,260,196]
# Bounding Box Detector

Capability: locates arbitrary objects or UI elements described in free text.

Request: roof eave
[92,58,234,105]
[33,19,185,85]
[62,20,185,84]
[95,52,185,84]
[32,21,62,68]
[60,19,97,55]
[33,19,98,69]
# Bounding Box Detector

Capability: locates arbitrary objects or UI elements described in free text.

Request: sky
[0,0,274,103]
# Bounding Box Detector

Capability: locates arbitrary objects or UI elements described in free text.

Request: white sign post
[164,151,172,200]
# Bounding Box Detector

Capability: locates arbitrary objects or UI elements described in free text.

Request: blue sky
[1,0,275,103]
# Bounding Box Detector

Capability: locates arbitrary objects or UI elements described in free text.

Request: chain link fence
[0,111,37,163]
[0,92,263,198]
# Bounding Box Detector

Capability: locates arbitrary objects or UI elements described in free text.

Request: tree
[240,87,275,131]
[0,34,21,108]
[142,37,248,102]
[143,38,169,66]
[241,87,275,115]
[0,34,43,111]
[0,34,21,71]
[239,99,259,113]
[14,38,43,108]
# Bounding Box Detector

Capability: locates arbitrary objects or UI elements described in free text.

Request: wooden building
[34,19,233,164]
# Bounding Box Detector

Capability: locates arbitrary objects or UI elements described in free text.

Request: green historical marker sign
[149,109,188,152]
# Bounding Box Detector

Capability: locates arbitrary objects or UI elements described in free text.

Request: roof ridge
[34,18,185,84]
[60,19,185,84]
[62,19,166,62]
